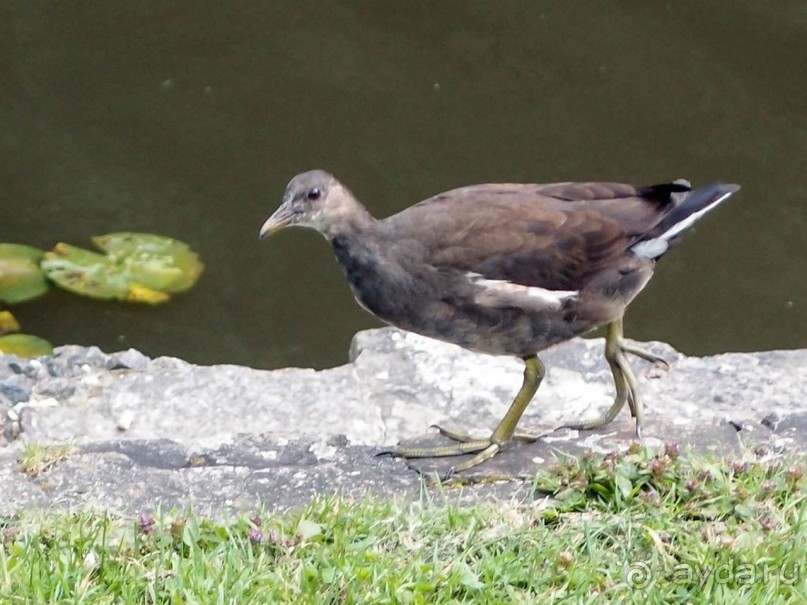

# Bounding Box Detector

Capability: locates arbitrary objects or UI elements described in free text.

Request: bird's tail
[631,181,740,260]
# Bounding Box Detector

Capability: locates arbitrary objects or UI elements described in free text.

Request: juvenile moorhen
[260,170,739,473]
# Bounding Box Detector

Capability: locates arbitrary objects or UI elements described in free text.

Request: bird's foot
[378,424,550,477]
[560,319,652,438]
[378,437,503,477]
[620,342,670,371]
[378,355,548,477]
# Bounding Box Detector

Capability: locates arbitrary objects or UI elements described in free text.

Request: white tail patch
[466,272,577,311]
[631,238,670,260]
[631,189,736,260]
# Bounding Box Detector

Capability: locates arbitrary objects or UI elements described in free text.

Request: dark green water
[2,1,805,369]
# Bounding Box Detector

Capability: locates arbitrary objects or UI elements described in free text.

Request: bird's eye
[307,187,321,201]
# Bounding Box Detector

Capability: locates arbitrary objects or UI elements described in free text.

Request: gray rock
[0,358,36,380]
[107,348,150,371]
[0,380,31,405]
[0,327,805,516]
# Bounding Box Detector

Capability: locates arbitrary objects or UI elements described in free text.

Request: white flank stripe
[467,273,577,311]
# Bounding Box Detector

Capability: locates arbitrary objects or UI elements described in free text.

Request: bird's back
[380,181,681,292]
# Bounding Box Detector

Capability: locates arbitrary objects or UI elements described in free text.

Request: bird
[260,170,739,474]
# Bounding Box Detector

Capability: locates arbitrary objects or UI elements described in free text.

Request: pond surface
[2,2,805,369]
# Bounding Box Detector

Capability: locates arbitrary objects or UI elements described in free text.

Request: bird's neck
[323,199,376,240]
[325,200,386,289]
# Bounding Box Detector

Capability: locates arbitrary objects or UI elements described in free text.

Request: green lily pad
[93,233,203,293]
[0,334,54,357]
[0,244,49,304]
[40,234,202,304]
[41,243,131,300]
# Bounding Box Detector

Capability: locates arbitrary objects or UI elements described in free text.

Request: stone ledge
[1,328,805,516]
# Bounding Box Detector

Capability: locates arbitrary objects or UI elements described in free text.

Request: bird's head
[260,170,366,239]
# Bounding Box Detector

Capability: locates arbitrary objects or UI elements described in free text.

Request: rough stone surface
[1,328,805,517]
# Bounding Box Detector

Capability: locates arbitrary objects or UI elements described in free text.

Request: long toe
[512,429,548,443]
[381,439,496,460]
[561,414,618,432]
[620,342,671,370]
[447,443,502,474]
[431,424,481,443]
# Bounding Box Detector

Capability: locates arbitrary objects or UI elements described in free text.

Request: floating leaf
[0,334,53,357]
[40,234,203,304]
[0,310,21,333]
[0,243,44,262]
[93,233,203,293]
[0,244,49,304]
[126,282,170,304]
[41,243,130,300]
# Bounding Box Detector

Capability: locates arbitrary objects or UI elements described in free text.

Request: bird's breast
[330,234,408,322]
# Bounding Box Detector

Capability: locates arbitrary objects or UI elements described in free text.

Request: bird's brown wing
[387,181,685,291]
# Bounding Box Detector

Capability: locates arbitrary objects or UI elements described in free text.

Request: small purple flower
[139,515,156,535]
[730,460,749,475]
[248,528,264,544]
[664,441,680,460]
[786,465,804,483]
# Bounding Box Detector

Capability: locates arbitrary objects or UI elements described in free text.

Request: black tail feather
[654,182,739,238]
[630,181,739,260]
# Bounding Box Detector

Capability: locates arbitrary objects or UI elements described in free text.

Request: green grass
[17,442,78,478]
[1,445,805,604]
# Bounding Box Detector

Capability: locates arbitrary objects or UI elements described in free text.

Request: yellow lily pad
[0,334,54,357]
[0,310,21,333]
[0,244,49,304]
[127,282,170,305]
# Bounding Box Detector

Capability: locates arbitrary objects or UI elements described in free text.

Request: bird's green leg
[383,356,545,473]
[562,317,655,438]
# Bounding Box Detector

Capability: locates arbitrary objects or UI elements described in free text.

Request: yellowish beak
[259,206,294,239]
